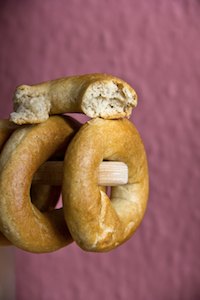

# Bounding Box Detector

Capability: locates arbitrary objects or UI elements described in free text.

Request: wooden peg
[33,161,128,186]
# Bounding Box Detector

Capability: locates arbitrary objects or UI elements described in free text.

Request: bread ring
[10,73,137,124]
[0,186,61,246]
[0,116,77,253]
[0,121,19,245]
[0,120,64,247]
[62,118,149,252]
[0,121,62,212]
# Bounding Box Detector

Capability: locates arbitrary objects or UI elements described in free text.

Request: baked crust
[10,74,137,124]
[62,118,149,252]
[0,121,19,245]
[0,120,70,247]
[0,116,79,252]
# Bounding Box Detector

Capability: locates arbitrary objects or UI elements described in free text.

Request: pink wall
[0,0,200,299]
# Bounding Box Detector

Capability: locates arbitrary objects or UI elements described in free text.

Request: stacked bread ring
[0,74,149,253]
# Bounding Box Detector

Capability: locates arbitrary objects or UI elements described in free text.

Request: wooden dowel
[33,161,128,186]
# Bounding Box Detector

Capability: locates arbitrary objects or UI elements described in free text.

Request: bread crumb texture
[10,74,137,124]
[82,80,137,119]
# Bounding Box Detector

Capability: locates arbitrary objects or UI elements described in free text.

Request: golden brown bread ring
[0,186,61,246]
[0,121,62,247]
[0,116,76,253]
[62,118,149,252]
[0,120,18,245]
[10,73,137,124]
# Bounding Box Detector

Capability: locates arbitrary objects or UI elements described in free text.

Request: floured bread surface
[10,74,137,124]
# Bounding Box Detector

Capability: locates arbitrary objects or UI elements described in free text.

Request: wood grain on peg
[33,161,128,186]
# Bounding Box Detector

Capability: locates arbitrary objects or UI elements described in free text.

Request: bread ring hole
[98,161,128,187]
[99,161,128,198]
[55,196,63,209]
[30,184,61,212]
[106,186,112,197]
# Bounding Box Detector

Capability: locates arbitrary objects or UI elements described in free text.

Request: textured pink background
[0,0,200,299]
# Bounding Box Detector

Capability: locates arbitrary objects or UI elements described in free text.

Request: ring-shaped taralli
[0,116,77,253]
[62,118,149,252]
[10,74,137,124]
[0,120,18,245]
[0,120,64,247]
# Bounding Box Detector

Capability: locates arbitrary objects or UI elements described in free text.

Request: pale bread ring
[10,74,137,124]
[62,118,149,252]
[0,116,77,252]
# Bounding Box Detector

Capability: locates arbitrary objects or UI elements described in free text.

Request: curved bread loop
[10,74,137,124]
[0,120,65,247]
[62,118,149,252]
[0,116,77,252]
[0,121,19,245]
[0,186,61,246]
